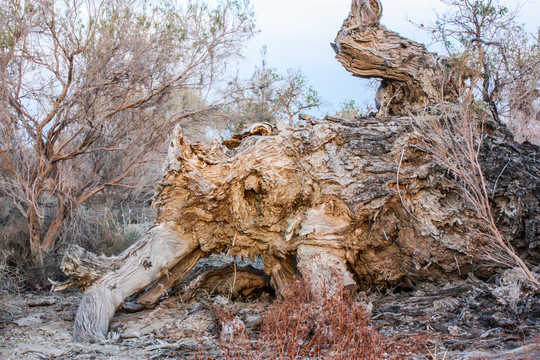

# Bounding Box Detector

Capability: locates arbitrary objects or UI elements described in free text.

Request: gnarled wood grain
[58,114,540,342]
[69,224,197,342]
[333,0,463,114]
[55,0,539,343]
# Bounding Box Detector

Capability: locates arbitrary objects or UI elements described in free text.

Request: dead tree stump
[56,115,540,341]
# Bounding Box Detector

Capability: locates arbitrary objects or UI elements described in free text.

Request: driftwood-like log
[59,113,539,341]
[333,0,463,114]
[136,248,206,308]
[55,0,540,342]
[65,224,198,342]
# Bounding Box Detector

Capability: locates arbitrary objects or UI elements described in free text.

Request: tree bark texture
[333,0,464,115]
[58,115,540,341]
[55,0,540,342]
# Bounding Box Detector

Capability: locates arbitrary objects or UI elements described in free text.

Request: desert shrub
[58,202,152,257]
[426,0,540,145]
[333,99,376,119]
[0,227,57,291]
[0,195,152,291]
[212,278,420,359]
[0,202,36,290]
[0,0,255,259]
[226,53,321,130]
[0,249,22,294]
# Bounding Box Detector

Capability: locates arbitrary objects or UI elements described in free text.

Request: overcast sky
[240,0,540,115]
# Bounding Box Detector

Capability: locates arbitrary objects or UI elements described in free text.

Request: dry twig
[415,103,538,286]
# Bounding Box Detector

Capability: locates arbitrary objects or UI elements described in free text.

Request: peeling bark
[55,0,540,343]
[333,0,464,115]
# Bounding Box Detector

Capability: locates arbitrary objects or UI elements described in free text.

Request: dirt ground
[1,277,539,360]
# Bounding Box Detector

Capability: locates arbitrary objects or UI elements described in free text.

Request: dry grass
[58,203,152,256]
[0,197,152,290]
[208,278,422,359]
[0,249,22,294]
[415,101,538,287]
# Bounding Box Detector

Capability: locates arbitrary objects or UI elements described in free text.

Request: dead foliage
[205,279,423,359]
[415,102,539,287]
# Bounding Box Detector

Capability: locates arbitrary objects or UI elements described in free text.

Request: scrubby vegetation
[0,0,539,358]
[427,0,540,144]
[211,279,421,360]
[0,0,320,288]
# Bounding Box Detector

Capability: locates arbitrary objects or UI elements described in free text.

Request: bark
[55,0,540,342]
[27,209,43,257]
[41,198,71,252]
[57,113,540,341]
[333,0,464,115]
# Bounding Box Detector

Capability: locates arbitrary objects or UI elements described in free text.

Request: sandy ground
[0,279,539,359]
[0,290,266,359]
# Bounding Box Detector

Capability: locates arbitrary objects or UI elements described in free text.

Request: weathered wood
[136,248,206,307]
[176,264,270,302]
[59,113,540,341]
[296,245,357,296]
[153,115,539,290]
[261,254,298,290]
[56,0,540,343]
[71,224,197,342]
[333,0,463,114]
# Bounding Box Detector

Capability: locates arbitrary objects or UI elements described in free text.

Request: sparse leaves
[226,53,322,129]
[428,0,540,143]
[0,0,255,256]
[333,99,364,119]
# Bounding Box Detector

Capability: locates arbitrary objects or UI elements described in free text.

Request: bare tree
[428,0,540,140]
[227,53,321,129]
[0,0,255,259]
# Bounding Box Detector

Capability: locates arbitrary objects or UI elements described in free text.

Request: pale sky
[242,0,540,115]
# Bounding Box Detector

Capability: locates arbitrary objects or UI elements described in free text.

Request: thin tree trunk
[26,208,44,259]
[41,198,70,252]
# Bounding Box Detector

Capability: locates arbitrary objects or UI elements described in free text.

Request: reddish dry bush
[212,279,421,359]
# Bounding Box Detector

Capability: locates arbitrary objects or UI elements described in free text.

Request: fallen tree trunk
[136,248,206,308]
[57,114,540,341]
[54,0,540,342]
